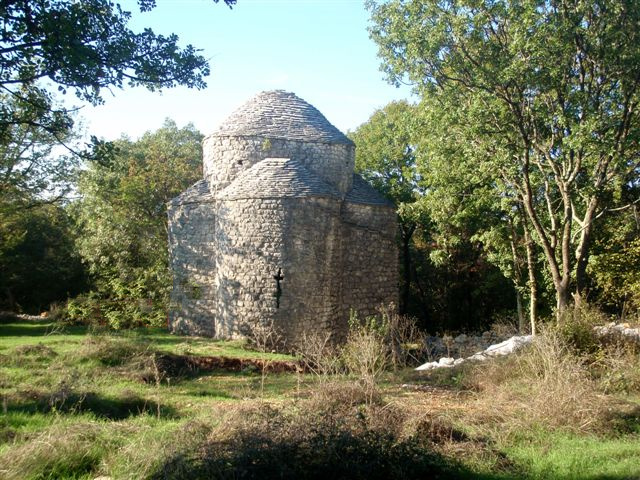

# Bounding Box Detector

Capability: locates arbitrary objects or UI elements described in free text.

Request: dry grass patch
[464,330,608,434]
[0,421,120,480]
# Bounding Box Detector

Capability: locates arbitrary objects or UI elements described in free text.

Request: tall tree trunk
[519,152,570,320]
[509,232,526,333]
[399,223,416,315]
[574,197,599,308]
[524,224,538,335]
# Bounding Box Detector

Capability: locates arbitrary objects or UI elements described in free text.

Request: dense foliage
[350,102,516,331]
[1,0,235,153]
[71,120,203,328]
[366,0,640,322]
[0,0,232,319]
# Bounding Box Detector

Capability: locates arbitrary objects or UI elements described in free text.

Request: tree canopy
[368,0,640,313]
[73,119,203,328]
[1,0,235,149]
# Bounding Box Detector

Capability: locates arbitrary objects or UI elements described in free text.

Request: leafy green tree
[0,0,235,152]
[416,101,542,333]
[349,100,426,313]
[0,201,85,311]
[0,93,78,207]
[74,119,202,328]
[368,0,640,314]
[0,91,85,311]
[351,101,515,330]
[588,198,640,317]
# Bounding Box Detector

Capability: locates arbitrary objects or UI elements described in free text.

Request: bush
[148,403,462,480]
[555,303,607,355]
[341,312,391,403]
[64,290,166,330]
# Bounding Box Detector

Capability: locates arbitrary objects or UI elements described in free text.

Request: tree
[1,0,235,150]
[415,99,542,333]
[349,100,426,313]
[0,92,77,207]
[0,201,85,311]
[73,120,202,328]
[368,0,640,314]
[351,101,515,331]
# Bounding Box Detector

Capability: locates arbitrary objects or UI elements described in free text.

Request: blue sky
[80,0,413,140]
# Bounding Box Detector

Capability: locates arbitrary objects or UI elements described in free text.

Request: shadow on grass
[152,427,516,480]
[606,403,640,435]
[7,390,178,420]
[0,317,87,338]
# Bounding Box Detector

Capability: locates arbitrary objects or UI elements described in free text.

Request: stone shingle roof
[218,158,341,200]
[209,90,354,145]
[168,179,213,205]
[345,174,395,208]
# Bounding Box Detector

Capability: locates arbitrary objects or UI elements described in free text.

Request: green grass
[502,430,640,479]
[2,314,639,479]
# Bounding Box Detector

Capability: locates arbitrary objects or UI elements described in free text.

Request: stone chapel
[167,90,398,346]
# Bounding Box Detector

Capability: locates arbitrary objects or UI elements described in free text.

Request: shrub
[341,312,391,403]
[378,304,427,369]
[64,288,167,330]
[296,330,341,378]
[555,303,607,355]
[147,403,462,480]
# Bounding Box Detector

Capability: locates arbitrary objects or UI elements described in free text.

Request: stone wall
[215,196,343,347]
[341,202,398,325]
[167,199,217,336]
[203,136,354,195]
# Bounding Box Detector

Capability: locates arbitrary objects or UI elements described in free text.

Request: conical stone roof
[209,90,353,145]
[217,158,341,200]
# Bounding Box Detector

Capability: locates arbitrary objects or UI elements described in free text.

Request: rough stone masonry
[167,90,398,347]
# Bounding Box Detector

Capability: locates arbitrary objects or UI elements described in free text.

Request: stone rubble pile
[416,335,534,371]
[424,331,511,360]
[594,322,640,344]
[416,322,640,372]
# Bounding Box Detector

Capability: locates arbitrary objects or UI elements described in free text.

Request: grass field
[1,314,639,479]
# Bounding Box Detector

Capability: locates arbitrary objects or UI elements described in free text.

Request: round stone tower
[202,90,355,195]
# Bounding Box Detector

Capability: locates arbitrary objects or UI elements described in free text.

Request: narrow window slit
[273,268,284,308]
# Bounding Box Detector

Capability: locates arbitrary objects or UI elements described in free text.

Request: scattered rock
[594,323,640,344]
[438,357,455,366]
[416,335,534,371]
[454,334,468,343]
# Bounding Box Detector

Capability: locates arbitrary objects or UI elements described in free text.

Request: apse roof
[345,174,396,208]
[217,158,341,200]
[168,179,213,206]
[209,90,354,145]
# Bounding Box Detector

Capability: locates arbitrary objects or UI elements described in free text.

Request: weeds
[147,401,465,480]
[465,327,612,435]
[0,421,116,480]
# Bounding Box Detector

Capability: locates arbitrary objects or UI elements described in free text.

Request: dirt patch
[152,353,302,379]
